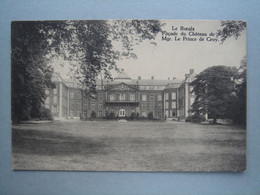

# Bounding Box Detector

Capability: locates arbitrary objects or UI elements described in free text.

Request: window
[179,98,184,107]
[84,104,88,109]
[110,94,115,101]
[98,95,103,101]
[53,96,58,104]
[179,88,184,98]
[166,102,169,109]
[150,102,154,109]
[91,103,95,109]
[171,92,176,100]
[98,103,102,109]
[53,105,58,113]
[179,108,184,116]
[98,111,103,117]
[172,111,176,117]
[130,93,135,101]
[158,103,162,109]
[142,103,146,109]
[77,92,81,99]
[70,109,73,116]
[150,94,154,101]
[70,92,74,99]
[120,93,126,101]
[77,101,81,109]
[172,101,176,109]
[53,88,58,95]
[158,95,162,101]
[77,111,81,117]
[165,111,169,117]
[142,94,147,101]
[119,109,125,117]
[45,89,50,95]
[165,93,169,100]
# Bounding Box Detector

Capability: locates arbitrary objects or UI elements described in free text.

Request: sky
[54,20,246,81]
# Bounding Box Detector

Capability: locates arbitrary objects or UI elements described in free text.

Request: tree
[190,66,237,124]
[217,20,246,43]
[231,57,247,125]
[11,21,55,123]
[217,21,246,126]
[11,20,162,123]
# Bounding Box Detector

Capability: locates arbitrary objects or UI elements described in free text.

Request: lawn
[12,120,246,171]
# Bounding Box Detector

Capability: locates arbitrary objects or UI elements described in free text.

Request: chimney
[190,69,194,74]
[172,77,176,80]
[151,76,154,80]
[138,76,141,80]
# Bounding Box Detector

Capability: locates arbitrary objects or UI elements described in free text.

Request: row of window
[108,94,162,102]
[45,94,177,106]
[165,110,177,118]
[165,101,176,109]
[50,101,176,111]
[48,91,177,103]
[108,93,176,102]
[139,86,165,90]
[87,103,103,110]
[141,102,160,110]
[140,101,176,110]
[96,85,166,90]
[109,93,136,101]
[165,92,176,100]
[46,87,182,102]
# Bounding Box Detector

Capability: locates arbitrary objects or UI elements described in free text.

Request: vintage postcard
[11,20,246,171]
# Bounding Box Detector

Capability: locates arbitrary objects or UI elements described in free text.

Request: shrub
[148,112,153,120]
[185,116,192,122]
[130,112,136,120]
[109,112,116,119]
[39,106,53,120]
[191,114,205,123]
[91,111,97,119]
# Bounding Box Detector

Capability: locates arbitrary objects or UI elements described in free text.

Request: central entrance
[119,109,126,117]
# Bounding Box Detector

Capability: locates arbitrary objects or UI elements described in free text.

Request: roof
[132,79,183,86]
[96,78,183,86]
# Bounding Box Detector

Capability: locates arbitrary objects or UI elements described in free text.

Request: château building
[44,69,196,121]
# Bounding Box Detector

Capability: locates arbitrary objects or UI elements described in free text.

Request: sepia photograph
[11,20,246,171]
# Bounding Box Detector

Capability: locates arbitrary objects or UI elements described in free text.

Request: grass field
[12,120,246,171]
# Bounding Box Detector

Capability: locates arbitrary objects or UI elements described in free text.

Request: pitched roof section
[107,82,138,91]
